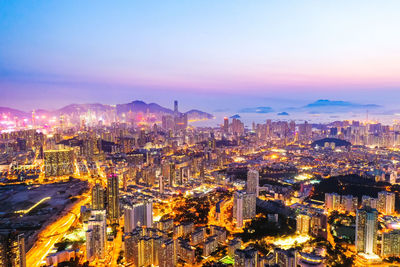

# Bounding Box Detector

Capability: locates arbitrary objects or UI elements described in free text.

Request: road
[26,190,91,267]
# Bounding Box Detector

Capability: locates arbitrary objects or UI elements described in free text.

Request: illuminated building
[124,200,153,233]
[297,252,324,267]
[172,101,188,131]
[124,229,140,266]
[190,228,205,246]
[91,183,105,210]
[223,117,229,133]
[203,235,218,256]
[340,195,358,213]
[210,225,227,244]
[233,191,256,228]
[44,148,74,177]
[234,247,258,267]
[86,210,107,261]
[228,238,242,257]
[125,227,173,266]
[233,191,244,228]
[296,213,311,235]
[246,169,259,196]
[159,239,175,267]
[310,213,327,239]
[159,175,164,194]
[161,115,174,131]
[174,222,194,238]
[274,248,296,267]
[324,193,340,211]
[377,191,395,215]
[107,171,120,224]
[382,230,400,258]
[361,195,377,209]
[356,207,378,256]
[0,231,26,267]
[156,219,174,233]
[176,238,195,264]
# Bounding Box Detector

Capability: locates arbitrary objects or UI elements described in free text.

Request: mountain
[304,100,380,111]
[0,107,29,118]
[56,103,113,115]
[185,109,214,120]
[0,100,213,121]
[116,100,173,115]
[277,112,289,116]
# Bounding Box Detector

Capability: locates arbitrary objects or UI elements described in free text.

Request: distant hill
[0,107,29,118]
[311,138,351,148]
[0,100,213,121]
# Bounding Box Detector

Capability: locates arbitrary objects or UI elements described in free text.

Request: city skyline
[2,2,400,267]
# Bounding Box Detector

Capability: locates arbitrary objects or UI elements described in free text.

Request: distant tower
[223,117,229,133]
[174,100,178,114]
[31,110,36,127]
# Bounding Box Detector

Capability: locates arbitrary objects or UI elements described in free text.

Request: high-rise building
[44,149,74,177]
[159,239,175,267]
[382,230,400,258]
[356,207,378,255]
[274,248,296,267]
[361,195,377,209]
[223,117,229,133]
[234,247,258,267]
[124,227,170,267]
[159,175,164,194]
[377,191,395,215]
[124,200,153,233]
[325,193,341,211]
[296,213,311,235]
[341,195,358,213]
[91,183,105,210]
[107,171,120,224]
[233,191,256,228]
[233,191,244,228]
[246,169,259,196]
[86,210,107,261]
[0,230,26,267]
[174,100,178,114]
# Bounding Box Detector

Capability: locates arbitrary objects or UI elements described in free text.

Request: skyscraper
[246,169,259,196]
[92,183,105,210]
[356,207,378,255]
[0,231,26,267]
[223,117,229,133]
[174,100,178,114]
[107,171,120,224]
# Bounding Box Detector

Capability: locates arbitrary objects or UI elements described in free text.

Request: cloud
[239,106,273,113]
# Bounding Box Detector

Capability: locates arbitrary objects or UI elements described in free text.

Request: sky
[1,1,400,112]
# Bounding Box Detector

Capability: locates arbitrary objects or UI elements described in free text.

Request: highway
[26,190,91,267]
